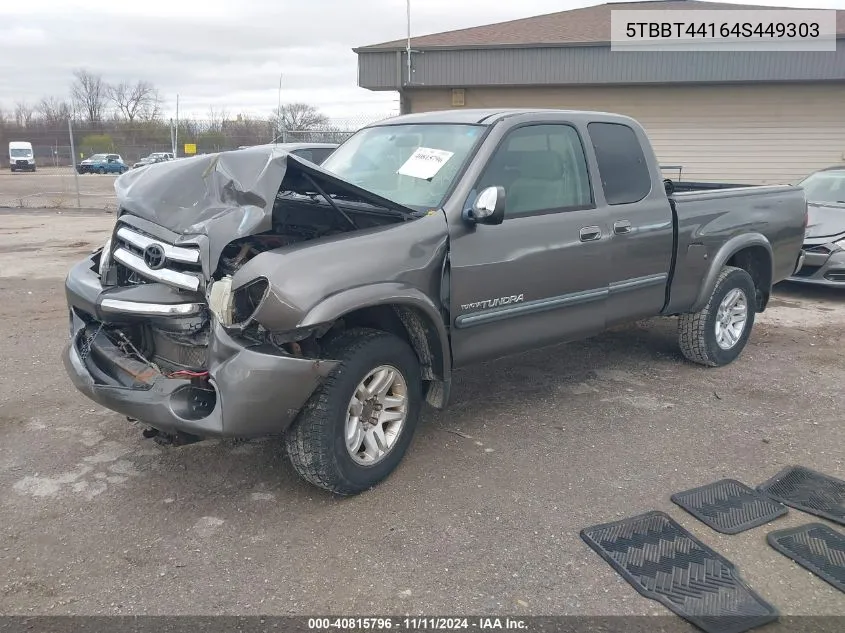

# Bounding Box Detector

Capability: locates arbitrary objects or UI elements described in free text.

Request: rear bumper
[787,244,845,287]
[63,256,338,438]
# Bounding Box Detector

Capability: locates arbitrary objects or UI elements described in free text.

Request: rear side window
[309,147,335,165]
[292,149,314,162]
[587,122,651,205]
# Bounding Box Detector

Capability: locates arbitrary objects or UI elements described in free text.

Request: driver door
[448,122,611,367]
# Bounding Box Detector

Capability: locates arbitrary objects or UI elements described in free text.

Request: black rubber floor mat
[757,465,845,525]
[671,478,788,534]
[580,511,778,633]
[767,523,845,593]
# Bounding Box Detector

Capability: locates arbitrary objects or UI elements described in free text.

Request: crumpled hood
[805,201,845,239]
[113,145,415,237]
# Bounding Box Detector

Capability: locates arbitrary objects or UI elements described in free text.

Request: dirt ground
[0,168,119,210]
[0,209,843,618]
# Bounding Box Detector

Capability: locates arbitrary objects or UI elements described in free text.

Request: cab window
[475,124,593,217]
[587,122,652,205]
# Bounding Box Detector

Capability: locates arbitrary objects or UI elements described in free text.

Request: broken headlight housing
[98,238,112,279]
[207,276,269,327]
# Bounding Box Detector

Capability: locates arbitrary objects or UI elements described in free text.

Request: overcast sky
[0,0,839,123]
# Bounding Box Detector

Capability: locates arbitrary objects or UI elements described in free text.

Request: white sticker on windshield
[397,147,455,180]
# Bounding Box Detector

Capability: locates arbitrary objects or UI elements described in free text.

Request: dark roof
[363,108,630,126]
[366,109,537,125]
[355,0,845,50]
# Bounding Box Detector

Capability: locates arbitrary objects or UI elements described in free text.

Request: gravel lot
[0,168,118,210]
[1,209,843,617]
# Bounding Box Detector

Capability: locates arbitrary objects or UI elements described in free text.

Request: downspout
[397,50,410,115]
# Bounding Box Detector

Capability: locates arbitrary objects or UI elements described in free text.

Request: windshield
[320,123,485,210]
[10,148,31,157]
[798,170,845,205]
[88,154,107,161]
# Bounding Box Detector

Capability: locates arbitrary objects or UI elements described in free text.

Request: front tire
[678,265,757,367]
[284,327,422,496]
[97,167,106,175]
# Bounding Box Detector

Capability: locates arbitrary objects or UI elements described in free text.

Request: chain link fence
[0,113,394,209]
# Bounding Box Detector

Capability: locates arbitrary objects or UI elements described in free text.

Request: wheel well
[727,246,772,311]
[330,304,445,384]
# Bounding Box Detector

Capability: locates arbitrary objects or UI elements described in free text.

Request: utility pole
[68,119,81,209]
[276,72,283,144]
[174,94,179,158]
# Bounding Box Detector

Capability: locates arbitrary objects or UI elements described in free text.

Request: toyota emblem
[143,243,166,270]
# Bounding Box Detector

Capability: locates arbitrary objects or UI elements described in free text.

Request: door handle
[614,220,632,235]
[579,226,601,242]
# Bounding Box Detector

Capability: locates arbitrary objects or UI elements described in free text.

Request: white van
[9,141,35,172]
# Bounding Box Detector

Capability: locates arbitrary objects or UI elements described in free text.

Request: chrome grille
[113,225,202,291]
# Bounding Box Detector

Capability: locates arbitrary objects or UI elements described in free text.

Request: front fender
[691,233,772,312]
[299,282,452,381]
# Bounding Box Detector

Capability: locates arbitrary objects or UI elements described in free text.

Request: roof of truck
[367,108,630,127]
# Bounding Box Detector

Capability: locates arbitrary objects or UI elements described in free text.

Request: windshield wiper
[328,194,413,220]
[302,174,357,230]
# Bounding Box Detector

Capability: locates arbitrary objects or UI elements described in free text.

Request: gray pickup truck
[63,108,807,495]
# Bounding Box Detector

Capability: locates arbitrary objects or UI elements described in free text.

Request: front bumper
[787,243,845,287]
[62,255,338,438]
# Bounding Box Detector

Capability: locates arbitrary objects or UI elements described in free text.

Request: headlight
[207,276,269,327]
[207,276,234,326]
[98,238,112,278]
[835,239,845,251]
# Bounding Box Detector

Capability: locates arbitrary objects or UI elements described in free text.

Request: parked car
[62,109,806,495]
[133,152,174,169]
[78,153,127,174]
[9,141,35,172]
[787,165,845,287]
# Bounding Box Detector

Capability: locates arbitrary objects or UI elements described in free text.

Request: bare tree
[271,102,329,138]
[36,96,73,126]
[14,101,35,127]
[110,80,157,123]
[206,106,229,133]
[138,89,162,122]
[71,69,107,124]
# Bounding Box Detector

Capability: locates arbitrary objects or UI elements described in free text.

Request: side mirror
[468,186,506,225]
[663,178,675,195]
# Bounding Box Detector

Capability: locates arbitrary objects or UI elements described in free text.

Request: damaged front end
[62,146,417,439]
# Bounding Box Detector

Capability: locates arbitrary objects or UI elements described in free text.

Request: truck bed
[663,183,807,314]
[669,180,755,192]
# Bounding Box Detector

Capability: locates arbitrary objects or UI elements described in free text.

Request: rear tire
[284,327,422,496]
[678,265,756,367]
